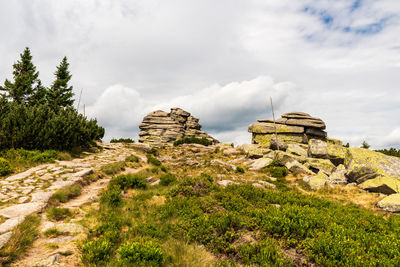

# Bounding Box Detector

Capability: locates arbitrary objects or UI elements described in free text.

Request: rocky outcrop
[139,108,218,145]
[248,112,327,148]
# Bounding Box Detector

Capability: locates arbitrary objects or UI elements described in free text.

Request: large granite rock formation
[139,108,218,145]
[248,112,327,147]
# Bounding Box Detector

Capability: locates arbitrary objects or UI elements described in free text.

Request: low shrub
[50,184,81,203]
[236,166,245,173]
[43,228,62,237]
[117,241,164,266]
[147,155,161,166]
[160,173,177,186]
[46,207,72,221]
[109,174,147,191]
[101,161,125,175]
[262,162,288,178]
[125,155,139,163]
[173,137,212,146]
[160,165,167,172]
[0,157,12,176]
[110,138,134,143]
[81,238,113,265]
[101,186,123,207]
[376,147,400,158]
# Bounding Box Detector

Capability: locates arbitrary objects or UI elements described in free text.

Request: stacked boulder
[139,108,218,145]
[245,112,400,212]
[248,112,327,147]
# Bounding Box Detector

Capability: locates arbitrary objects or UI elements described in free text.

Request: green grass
[43,228,63,238]
[50,184,81,204]
[110,138,135,143]
[173,137,212,146]
[46,207,73,221]
[101,161,126,175]
[0,214,41,265]
[147,155,162,166]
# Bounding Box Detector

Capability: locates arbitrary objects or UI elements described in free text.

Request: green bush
[262,162,288,178]
[0,157,12,176]
[109,174,147,191]
[117,241,164,266]
[43,228,62,238]
[50,185,81,203]
[46,207,72,221]
[81,238,113,265]
[101,161,125,175]
[125,155,139,163]
[376,147,400,158]
[110,138,134,143]
[160,173,177,186]
[173,137,212,146]
[147,155,161,166]
[101,186,123,207]
[236,166,245,173]
[0,103,104,151]
[160,165,167,172]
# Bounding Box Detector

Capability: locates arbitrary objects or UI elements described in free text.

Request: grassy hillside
[80,144,400,266]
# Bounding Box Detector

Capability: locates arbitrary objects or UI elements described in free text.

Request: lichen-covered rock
[252,133,305,148]
[247,147,273,159]
[345,148,400,179]
[327,165,347,185]
[248,123,304,134]
[377,193,400,212]
[346,166,379,184]
[139,108,218,145]
[249,158,274,171]
[286,144,308,158]
[285,161,314,175]
[306,158,336,174]
[303,171,329,190]
[308,139,346,165]
[358,176,400,195]
[270,136,289,151]
[274,151,306,165]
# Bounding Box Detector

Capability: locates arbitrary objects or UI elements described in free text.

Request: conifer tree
[0,47,43,104]
[47,56,74,109]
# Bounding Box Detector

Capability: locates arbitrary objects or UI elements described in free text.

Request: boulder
[0,231,12,249]
[285,161,314,175]
[306,158,336,174]
[303,171,329,190]
[139,108,218,145]
[358,176,400,195]
[249,158,274,171]
[238,144,260,154]
[274,151,305,165]
[308,139,346,165]
[344,148,400,179]
[248,123,304,134]
[377,193,400,212]
[270,136,288,151]
[327,165,347,185]
[247,147,273,159]
[286,144,308,158]
[346,166,379,184]
[252,133,305,148]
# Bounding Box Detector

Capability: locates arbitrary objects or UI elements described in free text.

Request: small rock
[223,148,241,156]
[303,171,329,190]
[55,223,84,234]
[0,231,12,249]
[327,165,347,185]
[0,216,25,234]
[34,254,60,266]
[150,180,160,186]
[217,180,238,187]
[377,193,400,212]
[249,158,273,171]
[41,221,56,233]
[47,236,75,243]
[18,196,30,203]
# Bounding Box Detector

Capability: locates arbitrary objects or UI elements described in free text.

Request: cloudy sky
[1,0,399,148]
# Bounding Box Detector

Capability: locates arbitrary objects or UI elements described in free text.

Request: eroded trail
[0,143,146,266]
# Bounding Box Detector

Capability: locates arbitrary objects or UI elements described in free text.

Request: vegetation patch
[46,207,73,221]
[100,161,126,175]
[376,147,400,158]
[160,173,177,186]
[50,184,81,204]
[147,155,162,166]
[173,137,212,147]
[0,214,41,265]
[0,157,12,176]
[110,138,135,143]
[109,174,147,191]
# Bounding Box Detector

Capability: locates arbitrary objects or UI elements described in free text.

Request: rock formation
[139,108,218,145]
[248,112,328,147]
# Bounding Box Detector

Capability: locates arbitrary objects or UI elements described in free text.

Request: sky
[0,0,399,148]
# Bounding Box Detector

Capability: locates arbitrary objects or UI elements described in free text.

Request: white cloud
[86,76,295,144]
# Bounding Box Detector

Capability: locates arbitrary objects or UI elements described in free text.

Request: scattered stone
[18,196,30,203]
[34,254,60,266]
[270,137,288,151]
[303,171,329,190]
[139,108,218,145]
[47,236,75,243]
[274,151,305,165]
[0,202,46,218]
[223,148,241,156]
[0,231,12,249]
[377,194,400,212]
[249,158,274,171]
[217,180,238,187]
[211,159,236,170]
[247,147,273,159]
[0,216,25,234]
[73,168,94,177]
[150,180,160,186]
[42,221,56,233]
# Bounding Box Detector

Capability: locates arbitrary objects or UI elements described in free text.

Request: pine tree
[47,56,74,109]
[0,47,42,104]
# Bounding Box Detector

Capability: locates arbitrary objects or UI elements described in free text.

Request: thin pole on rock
[83,104,86,117]
[270,96,279,151]
[77,88,83,112]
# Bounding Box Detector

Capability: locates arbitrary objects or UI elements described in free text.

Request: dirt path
[13,164,147,267]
